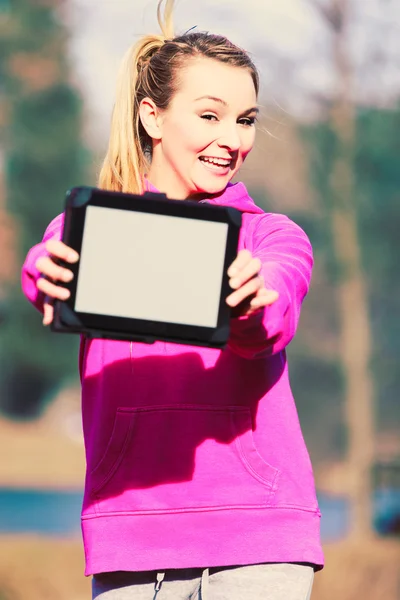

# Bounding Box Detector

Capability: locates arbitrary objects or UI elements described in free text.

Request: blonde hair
[98,0,259,194]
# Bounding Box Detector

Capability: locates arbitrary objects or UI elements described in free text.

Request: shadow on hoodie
[81,340,285,514]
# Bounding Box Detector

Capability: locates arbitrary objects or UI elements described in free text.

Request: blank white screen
[74,205,228,328]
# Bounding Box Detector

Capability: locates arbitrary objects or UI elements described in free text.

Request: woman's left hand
[226,250,279,317]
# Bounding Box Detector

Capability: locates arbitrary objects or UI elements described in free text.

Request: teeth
[200,157,231,167]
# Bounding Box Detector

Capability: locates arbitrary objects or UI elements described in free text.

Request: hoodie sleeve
[228,213,313,359]
[21,213,64,313]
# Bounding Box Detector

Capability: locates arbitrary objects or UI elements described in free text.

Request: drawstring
[200,568,209,600]
[152,568,209,599]
[153,572,165,600]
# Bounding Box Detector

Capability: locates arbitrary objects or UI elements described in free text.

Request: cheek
[240,132,256,160]
[186,120,215,152]
[163,118,204,158]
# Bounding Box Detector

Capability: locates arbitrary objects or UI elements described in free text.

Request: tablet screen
[74,205,229,328]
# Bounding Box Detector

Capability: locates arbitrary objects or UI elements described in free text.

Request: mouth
[198,156,232,172]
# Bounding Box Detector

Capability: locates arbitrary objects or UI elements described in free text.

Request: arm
[21,213,64,313]
[228,214,313,359]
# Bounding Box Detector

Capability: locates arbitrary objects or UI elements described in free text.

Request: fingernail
[230,278,239,289]
[63,271,74,282]
[228,267,237,277]
[68,252,79,262]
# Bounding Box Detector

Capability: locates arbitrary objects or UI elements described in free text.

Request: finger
[226,275,263,307]
[35,256,74,283]
[37,277,70,300]
[227,249,252,278]
[43,301,54,326]
[229,257,262,290]
[45,240,79,263]
[250,289,279,309]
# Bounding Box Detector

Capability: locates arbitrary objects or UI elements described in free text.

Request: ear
[139,97,163,141]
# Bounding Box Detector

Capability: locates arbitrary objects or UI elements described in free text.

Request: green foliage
[355,108,400,429]
[6,84,86,258]
[288,355,346,460]
[297,105,400,438]
[251,105,400,460]
[0,0,88,418]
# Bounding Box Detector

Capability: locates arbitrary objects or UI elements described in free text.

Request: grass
[0,535,399,599]
[0,535,90,600]
[313,536,400,600]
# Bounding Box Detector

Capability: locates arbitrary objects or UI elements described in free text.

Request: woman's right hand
[35,240,80,326]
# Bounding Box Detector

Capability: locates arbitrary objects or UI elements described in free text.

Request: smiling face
[141,57,258,200]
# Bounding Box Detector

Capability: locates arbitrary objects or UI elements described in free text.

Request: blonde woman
[22,1,323,598]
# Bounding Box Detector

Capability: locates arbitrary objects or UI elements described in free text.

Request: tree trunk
[328,0,375,539]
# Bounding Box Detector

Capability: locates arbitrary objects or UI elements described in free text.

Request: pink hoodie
[22,182,324,575]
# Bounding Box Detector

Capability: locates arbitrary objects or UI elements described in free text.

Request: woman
[22,1,323,598]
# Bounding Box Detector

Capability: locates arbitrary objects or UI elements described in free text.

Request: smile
[199,156,232,168]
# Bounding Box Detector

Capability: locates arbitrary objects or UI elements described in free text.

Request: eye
[201,113,218,122]
[239,117,257,127]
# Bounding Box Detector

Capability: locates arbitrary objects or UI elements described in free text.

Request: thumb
[43,297,54,326]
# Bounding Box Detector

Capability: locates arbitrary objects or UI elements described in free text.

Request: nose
[217,123,241,153]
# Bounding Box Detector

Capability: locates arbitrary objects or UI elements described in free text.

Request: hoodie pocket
[89,405,279,513]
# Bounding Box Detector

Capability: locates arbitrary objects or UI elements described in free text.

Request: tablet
[51,187,242,348]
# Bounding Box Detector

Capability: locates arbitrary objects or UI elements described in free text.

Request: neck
[147,153,190,200]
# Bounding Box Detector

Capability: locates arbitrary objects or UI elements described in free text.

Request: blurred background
[0,0,399,598]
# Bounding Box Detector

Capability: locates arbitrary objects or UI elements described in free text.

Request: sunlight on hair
[98,0,259,196]
[157,0,175,40]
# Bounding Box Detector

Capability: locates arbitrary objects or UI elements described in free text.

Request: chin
[193,178,232,196]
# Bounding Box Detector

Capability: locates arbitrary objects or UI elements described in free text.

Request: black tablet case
[51,187,242,348]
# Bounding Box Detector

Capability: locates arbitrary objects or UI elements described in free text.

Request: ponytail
[98,0,175,194]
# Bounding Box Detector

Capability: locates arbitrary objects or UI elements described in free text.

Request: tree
[0,0,88,418]
[303,0,378,539]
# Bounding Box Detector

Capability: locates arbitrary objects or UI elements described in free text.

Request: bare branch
[305,0,344,33]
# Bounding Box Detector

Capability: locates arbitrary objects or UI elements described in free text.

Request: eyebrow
[194,95,259,115]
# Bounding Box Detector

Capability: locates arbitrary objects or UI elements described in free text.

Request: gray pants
[92,563,315,600]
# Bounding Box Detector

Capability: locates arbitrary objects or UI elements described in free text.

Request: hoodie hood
[145,180,264,215]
